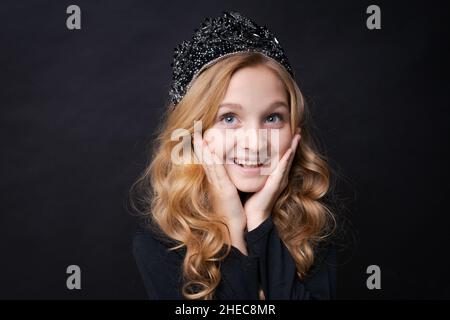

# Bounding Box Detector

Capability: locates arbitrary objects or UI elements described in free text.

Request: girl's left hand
[244,128,301,231]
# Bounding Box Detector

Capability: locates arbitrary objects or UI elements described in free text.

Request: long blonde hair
[129,51,336,299]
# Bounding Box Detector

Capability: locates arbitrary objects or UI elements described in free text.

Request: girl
[131,11,337,300]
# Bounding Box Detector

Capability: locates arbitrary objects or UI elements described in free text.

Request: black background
[1,0,449,299]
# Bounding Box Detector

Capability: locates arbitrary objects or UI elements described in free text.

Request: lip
[231,158,270,175]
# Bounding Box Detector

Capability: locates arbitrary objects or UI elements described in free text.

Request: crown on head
[169,11,295,106]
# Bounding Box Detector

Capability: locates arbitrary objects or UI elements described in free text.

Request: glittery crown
[169,11,295,106]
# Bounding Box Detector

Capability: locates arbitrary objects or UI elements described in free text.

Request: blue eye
[219,113,237,125]
[218,112,284,126]
[266,114,283,123]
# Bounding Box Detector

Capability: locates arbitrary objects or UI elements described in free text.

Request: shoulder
[131,224,185,299]
[132,223,185,264]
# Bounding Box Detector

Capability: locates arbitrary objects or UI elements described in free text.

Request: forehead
[221,65,289,109]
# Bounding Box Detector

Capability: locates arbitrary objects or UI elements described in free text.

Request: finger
[278,134,301,189]
[264,132,300,192]
[287,134,301,169]
[193,131,214,166]
[210,150,231,184]
[279,134,300,181]
[202,140,219,183]
[266,147,293,189]
[204,140,229,192]
[277,148,294,175]
[202,140,215,166]
[193,131,215,183]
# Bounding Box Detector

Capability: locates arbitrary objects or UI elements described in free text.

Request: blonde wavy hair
[130,51,336,299]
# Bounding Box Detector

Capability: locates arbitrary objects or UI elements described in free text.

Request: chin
[225,164,270,193]
[233,179,266,193]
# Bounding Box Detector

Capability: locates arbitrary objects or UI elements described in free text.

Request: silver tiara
[168,11,295,106]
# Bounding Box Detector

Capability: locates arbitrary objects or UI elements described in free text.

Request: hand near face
[192,130,247,232]
[244,128,301,231]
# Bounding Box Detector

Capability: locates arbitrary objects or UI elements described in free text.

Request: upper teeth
[234,158,263,166]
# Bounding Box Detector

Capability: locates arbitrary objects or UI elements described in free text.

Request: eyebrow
[218,100,289,111]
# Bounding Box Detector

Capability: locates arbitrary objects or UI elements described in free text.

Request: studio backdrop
[1,0,449,299]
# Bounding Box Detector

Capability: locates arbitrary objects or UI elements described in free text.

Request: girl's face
[204,65,293,193]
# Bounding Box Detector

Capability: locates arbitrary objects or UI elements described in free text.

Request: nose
[235,127,269,160]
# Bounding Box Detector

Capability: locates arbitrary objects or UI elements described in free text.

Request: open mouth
[233,158,269,168]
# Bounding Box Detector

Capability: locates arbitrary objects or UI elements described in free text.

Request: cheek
[270,130,292,159]
[203,130,228,161]
[279,137,292,157]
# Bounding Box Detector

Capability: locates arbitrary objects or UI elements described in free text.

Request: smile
[231,158,270,174]
[233,158,266,167]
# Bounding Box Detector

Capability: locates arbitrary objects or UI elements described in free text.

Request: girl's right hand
[192,131,247,232]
